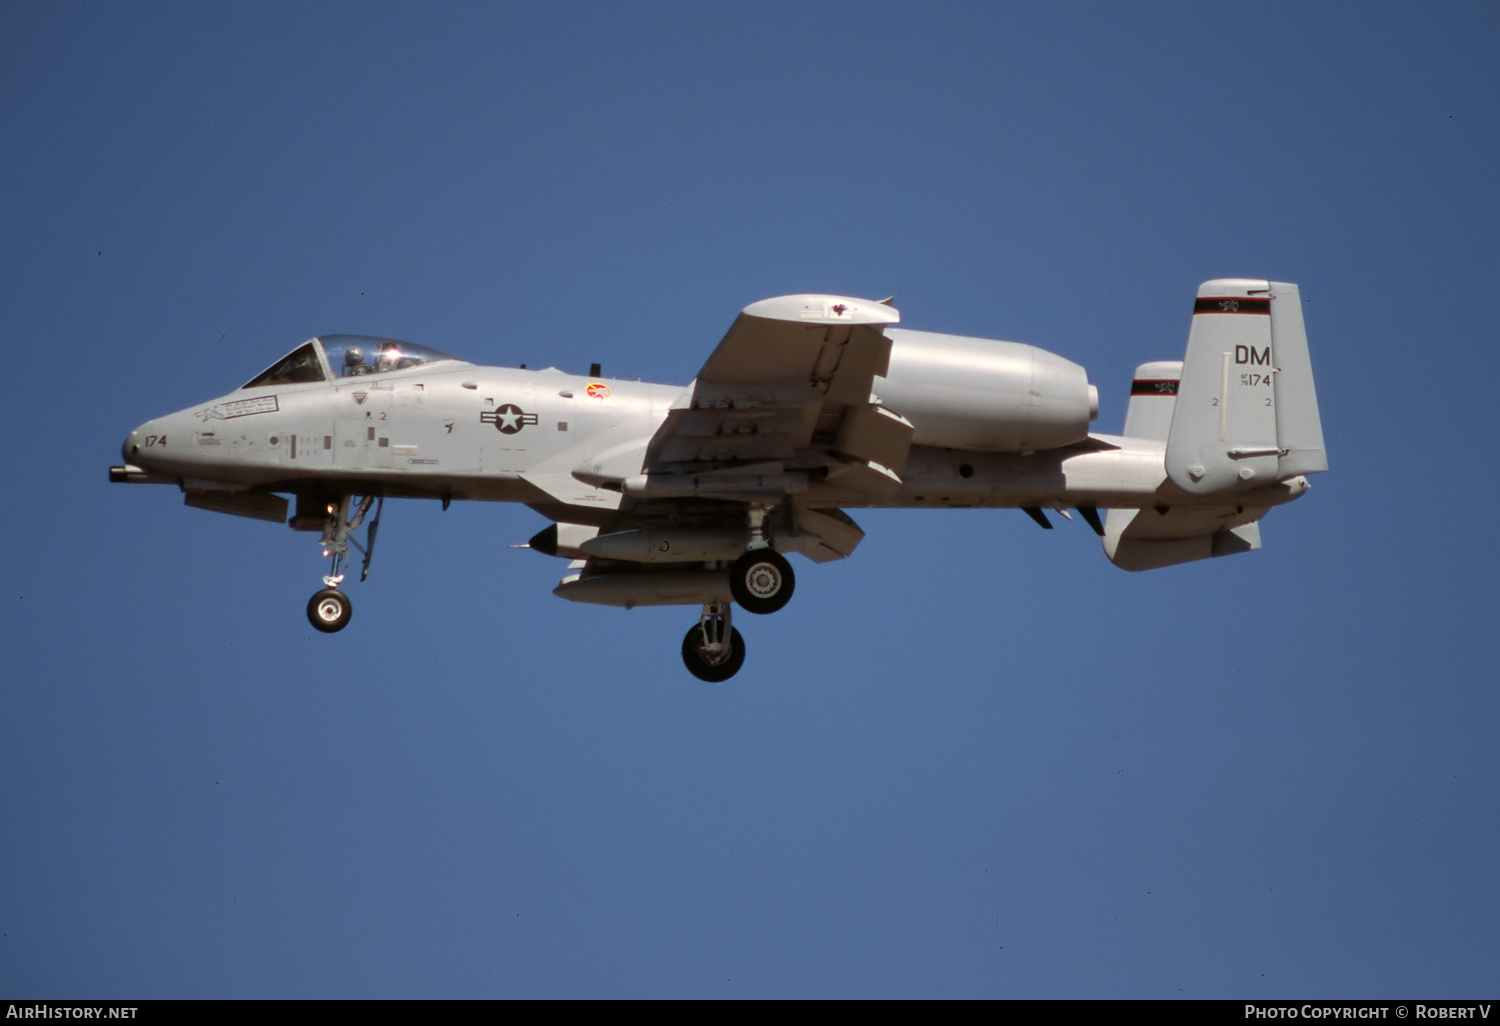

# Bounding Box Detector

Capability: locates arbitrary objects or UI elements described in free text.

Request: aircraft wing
[639,294,914,503]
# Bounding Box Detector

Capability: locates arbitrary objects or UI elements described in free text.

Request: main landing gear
[679,505,794,681]
[308,588,351,632]
[682,602,745,683]
[303,494,383,633]
[729,548,794,614]
[678,555,789,682]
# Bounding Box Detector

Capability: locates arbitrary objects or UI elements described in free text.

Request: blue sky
[3,0,1497,998]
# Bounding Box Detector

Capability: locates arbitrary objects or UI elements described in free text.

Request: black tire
[729,548,795,614]
[307,588,351,633]
[681,619,746,683]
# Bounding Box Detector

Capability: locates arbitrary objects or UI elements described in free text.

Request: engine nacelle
[877,328,1097,452]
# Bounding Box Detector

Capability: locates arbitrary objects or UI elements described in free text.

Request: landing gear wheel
[681,620,746,683]
[730,549,795,614]
[307,588,351,633]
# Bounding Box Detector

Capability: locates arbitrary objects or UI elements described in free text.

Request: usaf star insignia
[481,403,539,435]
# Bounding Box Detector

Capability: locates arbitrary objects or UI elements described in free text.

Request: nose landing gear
[303,494,383,633]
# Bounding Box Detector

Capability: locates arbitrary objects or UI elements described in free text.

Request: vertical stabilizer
[1165,279,1325,494]
[1122,360,1183,442]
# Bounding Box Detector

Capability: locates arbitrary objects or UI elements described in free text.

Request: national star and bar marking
[480,403,539,434]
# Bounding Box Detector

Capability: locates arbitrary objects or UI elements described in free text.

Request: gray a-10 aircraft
[112,278,1325,681]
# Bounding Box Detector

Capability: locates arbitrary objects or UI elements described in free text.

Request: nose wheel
[307,588,352,633]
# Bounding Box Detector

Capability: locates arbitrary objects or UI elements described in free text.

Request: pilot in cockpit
[342,346,370,376]
[376,341,402,374]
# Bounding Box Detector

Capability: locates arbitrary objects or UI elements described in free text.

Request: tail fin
[1102,279,1324,571]
[1122,359,1183,442]
[1165,279,1326,494]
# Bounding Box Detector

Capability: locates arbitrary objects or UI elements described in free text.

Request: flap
[643,295,909,504]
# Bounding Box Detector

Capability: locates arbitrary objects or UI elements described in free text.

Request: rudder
[1268,281,1327,478]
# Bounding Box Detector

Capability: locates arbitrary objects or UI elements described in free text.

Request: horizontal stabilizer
[1102,505,1263,571]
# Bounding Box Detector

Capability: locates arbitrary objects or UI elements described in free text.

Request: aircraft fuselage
[122,361,1303,517]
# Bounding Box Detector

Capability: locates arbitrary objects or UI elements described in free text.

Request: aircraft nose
[122,416,170,467]
[112,417,182,484]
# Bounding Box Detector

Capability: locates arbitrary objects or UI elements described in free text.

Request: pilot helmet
[343,347,364,368]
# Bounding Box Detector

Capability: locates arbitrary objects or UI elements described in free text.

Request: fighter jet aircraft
[112,279,1326,681]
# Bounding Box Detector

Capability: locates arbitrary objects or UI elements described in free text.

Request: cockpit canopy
[241,335,461,389]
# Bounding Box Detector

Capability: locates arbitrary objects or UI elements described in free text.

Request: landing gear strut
[729,505,795,614]
[681,601,746,682]
[679,506,794,679]
[303,494,383,633]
